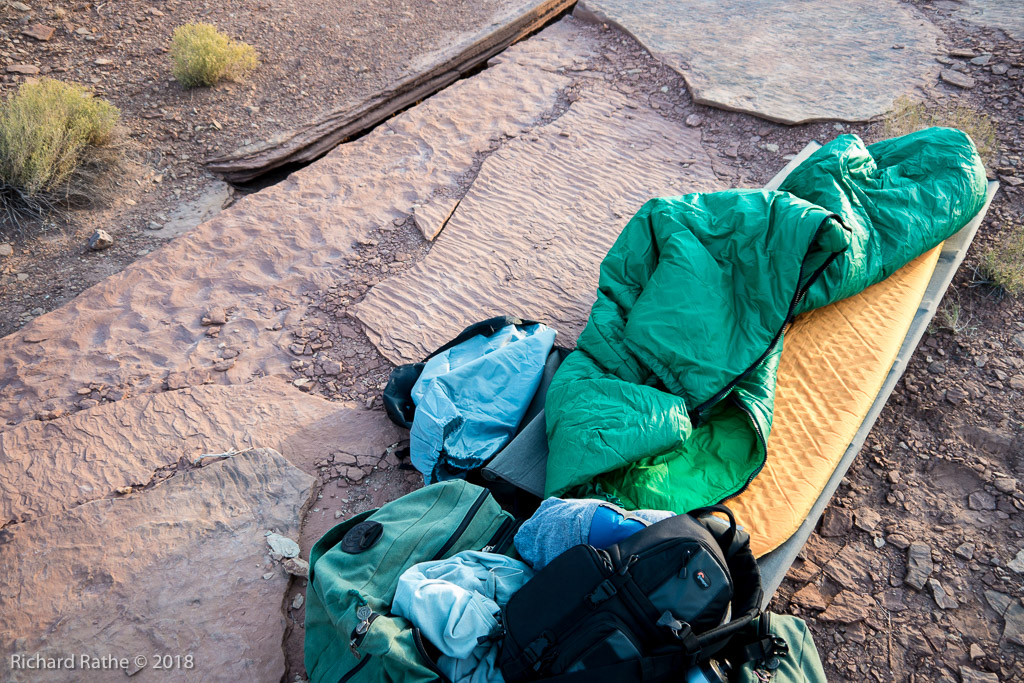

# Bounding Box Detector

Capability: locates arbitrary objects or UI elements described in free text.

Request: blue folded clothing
[410,323,556,484]
[514,498,675,570]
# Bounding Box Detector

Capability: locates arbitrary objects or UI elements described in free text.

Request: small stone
[792,584,828,611]
[6,64,40,75]
[282,557,309,578]
[873,536,886,549]
[949,48,976,58]
[265,532,300,558]
[927,361,946,374]
[887,533,910,550]
[991,63,1009,75]
[854,507,881,532]
[291,593,304,610]
[201,307,227,326]
[994,477,1018,494]
[1013,332,1024,350]
[959,668,999,683]
[905,542,934,590]
[1009,375,1024,391]
[984,589,1013,616]
[818,590,875,623]
[321,359,343,376]
[940,70,976,89]
[1001,176,1024,188]
[968,490,997,511]
[820,507,853,537]
[955,543,975,561]
[94,57,113,66]
[763,142,779,153]
[87,229,113,250]
[115,486,133,495]
[334,510,343,519]
[221,348,239,360]
[945,386,967,404]
[969,644,984,659]
[874,588,906,612]
[76,387,92,395]
[1008,549,1024,574]
[928,579,959,610]
[685,114,704,127]
[1004,601,1024,647]
[21,23,55,41]
[212,359,234,372]
[0,244,11,257]
[262,572,275,580]
[293,378,314,392]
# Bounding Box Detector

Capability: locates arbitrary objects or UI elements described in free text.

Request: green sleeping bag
[544,128,987,512]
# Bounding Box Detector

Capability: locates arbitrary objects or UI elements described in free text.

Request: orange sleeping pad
[732,246,941,558]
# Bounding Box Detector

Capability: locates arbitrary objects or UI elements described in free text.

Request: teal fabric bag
[736,614,827,683]
[304,481,516,683]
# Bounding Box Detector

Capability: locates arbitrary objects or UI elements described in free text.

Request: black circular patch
[341,521,383,554]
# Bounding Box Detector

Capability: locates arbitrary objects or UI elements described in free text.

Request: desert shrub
[170,23,258,88]
[0,78,120,218]
[882,96,997,167]
[981,222,1024,296]
[929,297,977,337]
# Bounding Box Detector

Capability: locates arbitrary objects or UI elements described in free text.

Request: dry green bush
[0,78,121,220]
[170,23,258,88]
[981,223,1024,296]
[883,96,997,166]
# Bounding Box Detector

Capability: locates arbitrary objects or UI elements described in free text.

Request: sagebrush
[170,23,258,88]
[0,78,120,220]
[982,222,1024,296]
[883,96,997,166]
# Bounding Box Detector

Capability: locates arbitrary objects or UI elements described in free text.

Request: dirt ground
[0,0,529,338]
[1,1,1023,682]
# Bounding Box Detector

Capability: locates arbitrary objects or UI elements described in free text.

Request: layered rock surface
[0,449,312,682]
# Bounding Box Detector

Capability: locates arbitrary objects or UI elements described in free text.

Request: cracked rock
[905,542,934,590]
[928,579,959,610]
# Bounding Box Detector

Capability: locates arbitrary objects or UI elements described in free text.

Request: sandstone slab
[955,0,1024,41]
[0,379,335,526]
[0,449,313,683]
[355,87,721,363]
[0,21,589,429]
[576,0,942,124]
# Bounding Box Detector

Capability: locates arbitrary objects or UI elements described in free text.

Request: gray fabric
[513,498,674,570]
[480,410,550,497]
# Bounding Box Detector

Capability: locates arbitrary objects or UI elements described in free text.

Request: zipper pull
[481,544,495,553]
[618,554,639,575]
[350,606,374,656]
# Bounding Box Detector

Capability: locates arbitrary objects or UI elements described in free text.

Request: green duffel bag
[734,613,827,683]
[304,480,517,683]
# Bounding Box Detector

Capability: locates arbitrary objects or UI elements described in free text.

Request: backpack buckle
[524,634,552,667]
[586,579,618,606]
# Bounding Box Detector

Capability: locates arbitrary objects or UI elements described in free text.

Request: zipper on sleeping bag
[728,396,768,500]
[690,234,843,425]
[431,488,490,561]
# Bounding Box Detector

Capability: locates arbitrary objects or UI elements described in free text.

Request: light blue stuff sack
[513,498,675,570]
[392,551,534,683]
[410,323,556,484]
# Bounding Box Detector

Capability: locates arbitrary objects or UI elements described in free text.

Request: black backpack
[499,505,772,682]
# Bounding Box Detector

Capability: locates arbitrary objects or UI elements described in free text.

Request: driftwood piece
[206,0,574,183]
